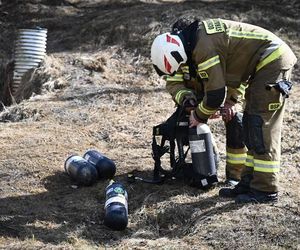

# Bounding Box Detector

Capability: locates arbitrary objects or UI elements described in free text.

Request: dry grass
[0,0,299,249]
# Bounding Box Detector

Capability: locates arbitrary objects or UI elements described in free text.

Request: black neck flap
[178,20,199,78]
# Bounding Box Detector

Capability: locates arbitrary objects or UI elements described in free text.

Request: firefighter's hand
[189,110,202,128]
[209,110,221,119]
[220,102,236,123]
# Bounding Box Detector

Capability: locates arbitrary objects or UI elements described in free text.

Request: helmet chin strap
[153,64,166,76]
[178,20,199,78]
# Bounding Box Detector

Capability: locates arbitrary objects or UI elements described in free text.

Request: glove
[266,80,293,98]
[182,95,197,108]
[182,94,197,114]
[220,101,237,123]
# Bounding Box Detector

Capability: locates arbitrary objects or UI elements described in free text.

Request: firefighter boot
[219,174,252,198]
[219,182,249,198]
[235,189,278,204]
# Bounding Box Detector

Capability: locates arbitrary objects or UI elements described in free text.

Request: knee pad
[243,113,266,154]
[226,112,245,149]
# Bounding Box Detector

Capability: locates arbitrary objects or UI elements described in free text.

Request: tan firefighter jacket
[166,64,247,112]
[166,19,296,122]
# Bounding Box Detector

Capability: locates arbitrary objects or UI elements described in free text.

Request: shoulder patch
[203,19,225,34]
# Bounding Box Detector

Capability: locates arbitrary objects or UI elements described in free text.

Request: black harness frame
[128,107,218,189]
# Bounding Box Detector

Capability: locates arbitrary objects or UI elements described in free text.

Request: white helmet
[151,32,187,76]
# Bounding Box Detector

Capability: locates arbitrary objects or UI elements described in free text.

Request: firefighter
[167,18,247,186]
[151,19,297,203]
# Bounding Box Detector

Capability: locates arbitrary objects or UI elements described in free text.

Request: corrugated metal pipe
[12,27,47,96]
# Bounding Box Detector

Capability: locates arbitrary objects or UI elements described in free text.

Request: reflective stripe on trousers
[226,152,247,165]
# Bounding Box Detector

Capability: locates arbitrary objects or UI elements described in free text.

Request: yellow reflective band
[166,74,184,82]
[175,90,191,104]
[227,152,247,158]
[256,44,286,72]
[198,55,220,71]
[227,29,270,40]
[254,159,279,165]
[253,159,280,173]
[247,155,254,159]
[245,162,254,167]
[182,66,189,73]
[239,84,247,90]
[245,155,254,167]
[227,159,246,164]
[226,152,247,164]
[237,83,247,95]
[199,102,217,115]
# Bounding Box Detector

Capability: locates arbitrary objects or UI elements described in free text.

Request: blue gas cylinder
[64,155,98,186]
[83,149,116,180]
[104,181,128,231]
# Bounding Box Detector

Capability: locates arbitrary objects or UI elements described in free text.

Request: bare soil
[0,0,299,249]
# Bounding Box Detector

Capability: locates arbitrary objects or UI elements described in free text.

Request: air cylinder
[104,181,128,231]
[64,155,98,186]
[83,150,116,180]
[188,124,217,176]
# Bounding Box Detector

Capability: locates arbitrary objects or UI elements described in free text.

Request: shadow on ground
[0,169,238,245]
